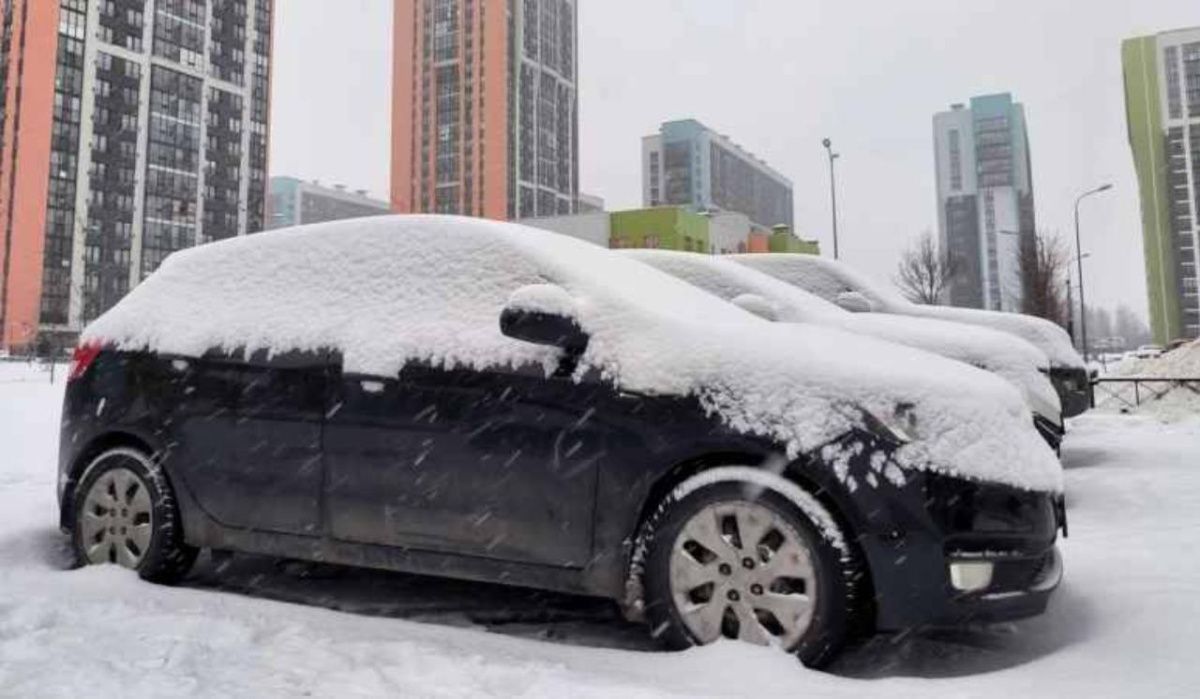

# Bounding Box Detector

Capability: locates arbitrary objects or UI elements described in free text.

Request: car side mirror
[836,291,874,313]
[500,284,588,353]
[731,293,778,322]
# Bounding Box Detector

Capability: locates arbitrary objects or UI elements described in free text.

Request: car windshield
[734,254,907,312]
[621,250,847,323]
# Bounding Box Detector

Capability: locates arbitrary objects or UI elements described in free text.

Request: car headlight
[860,403,916,447]
[926,473,1057,536]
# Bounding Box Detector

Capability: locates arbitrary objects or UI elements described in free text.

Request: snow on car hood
[84,216,1062,492]
[902,305,1084,372]
[625,250,1061,422]
[733,253,1085,371]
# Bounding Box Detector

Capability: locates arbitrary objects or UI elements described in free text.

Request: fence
[1092,376,1200,411]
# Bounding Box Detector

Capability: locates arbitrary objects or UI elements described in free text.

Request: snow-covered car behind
[733,254,1092,417]
[60,216,1065,668]
[623,250,1065,449]
[1133,345,1164,359]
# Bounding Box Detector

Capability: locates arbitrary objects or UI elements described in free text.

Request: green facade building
[524,205,821,257]
[1122,29,1200,343]
[768,227,821,255]
[610,207,711,252]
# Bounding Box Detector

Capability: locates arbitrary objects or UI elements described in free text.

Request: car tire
[635,467,862,668]
[70,447,198,584]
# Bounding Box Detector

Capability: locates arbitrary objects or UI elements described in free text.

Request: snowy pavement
[1,361,1198,697]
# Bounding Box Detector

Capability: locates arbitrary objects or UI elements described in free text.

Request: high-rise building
[0,0,273,351]
[641,119,794,232]
[1123,28,1200,343]
[933,94,1037,312]
[267,177,390,230]
[391,0,578,221]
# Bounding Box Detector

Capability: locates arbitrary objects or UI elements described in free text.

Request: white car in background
[623,250,1065,450]
[1133,345,1164,359]
[734,254,1092,418]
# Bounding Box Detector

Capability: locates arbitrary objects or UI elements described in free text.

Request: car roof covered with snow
[84,216,1061,491]
[733,253,1085,370]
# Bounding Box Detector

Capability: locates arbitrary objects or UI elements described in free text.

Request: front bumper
[1049,367,1093,418]
[840,455,1066,631]
[937,546,1062,624]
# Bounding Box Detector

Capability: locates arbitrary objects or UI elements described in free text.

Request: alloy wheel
[79,466,154,568]
[669,501,817,648]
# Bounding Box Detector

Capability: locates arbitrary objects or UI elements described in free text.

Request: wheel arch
[60,430,161,531]
[623,445,875,620]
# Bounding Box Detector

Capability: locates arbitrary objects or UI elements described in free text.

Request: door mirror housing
[836,291,874,313]
[500,284,588,353]
[731,293,779,322]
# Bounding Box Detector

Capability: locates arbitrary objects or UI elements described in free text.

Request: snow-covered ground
[1,360,1198,697]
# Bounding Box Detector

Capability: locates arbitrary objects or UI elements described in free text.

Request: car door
[165,349,330,535]
[324,360,611,568]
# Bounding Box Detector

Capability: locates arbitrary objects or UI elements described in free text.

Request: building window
[1183,42,1200,118]
[1166,45,1183,120]
[949,129,963,191]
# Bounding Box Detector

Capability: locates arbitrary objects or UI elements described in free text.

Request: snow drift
[1096,340,1200,420]
[83,216,1062,491]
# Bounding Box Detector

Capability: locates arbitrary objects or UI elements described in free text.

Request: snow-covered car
[623,250,1065,450]
[733,254,1093,417]
[58,216,1065,668]
[1133,345,1164,359]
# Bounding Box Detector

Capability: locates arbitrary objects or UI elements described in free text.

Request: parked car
[622,250,1064,450]
[1133,344,1164,359]
[733,254,1093,417]
[60,216,1064,668]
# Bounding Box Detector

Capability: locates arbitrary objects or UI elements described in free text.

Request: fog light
[949,561,994,592]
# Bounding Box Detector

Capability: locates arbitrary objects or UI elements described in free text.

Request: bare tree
[895,231,959,305]
[1019,231,1070,327]
[1109,304,1152,350]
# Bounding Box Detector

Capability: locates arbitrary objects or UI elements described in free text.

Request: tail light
[68,341,103,382]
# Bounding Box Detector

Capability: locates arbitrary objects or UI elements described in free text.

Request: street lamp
[1074,184,1113,361]
[822,138,840,260]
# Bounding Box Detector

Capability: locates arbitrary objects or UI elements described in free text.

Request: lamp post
[822,138,840,260]
[1074,184,1113,361]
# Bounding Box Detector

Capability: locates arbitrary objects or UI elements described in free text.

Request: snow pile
[84,215,1060,491]
[1094,340,1200,420]
[733,253,1085,371]
[625,250,1060,421]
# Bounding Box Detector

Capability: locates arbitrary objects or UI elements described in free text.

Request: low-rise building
[522,206,820,256]
[610,208,710,252]
[769,226,821,254]
[519,211,610,247]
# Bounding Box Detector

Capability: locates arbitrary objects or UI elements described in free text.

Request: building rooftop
[647,119,793,187]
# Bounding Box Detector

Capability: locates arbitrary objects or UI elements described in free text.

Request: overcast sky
[270,0,1199,318]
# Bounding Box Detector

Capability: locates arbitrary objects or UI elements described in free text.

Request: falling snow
[1,363,1198,696]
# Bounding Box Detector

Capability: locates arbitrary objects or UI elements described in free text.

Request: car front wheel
[636,467,861,667]
[71,447,197,584]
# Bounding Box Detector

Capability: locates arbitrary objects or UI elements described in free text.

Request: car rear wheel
[71,447,197,584]
[636,468,860,667]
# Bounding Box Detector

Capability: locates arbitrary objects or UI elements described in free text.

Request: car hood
[826,313,1062,423]
[902,304,1084,371]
